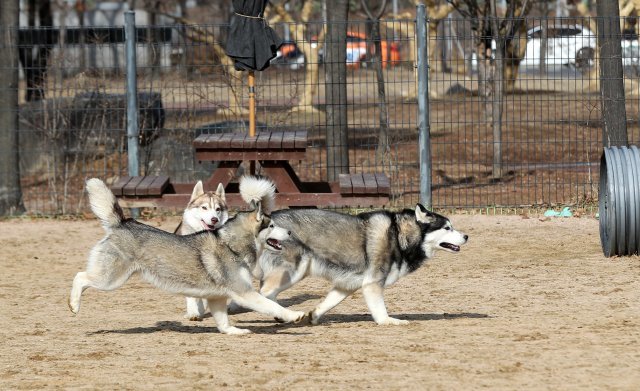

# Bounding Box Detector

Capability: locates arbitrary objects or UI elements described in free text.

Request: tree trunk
[489,0,504,179]
[0,0,26,216]
[18,0,53,102]
[324,0,350,181]
[596,0,628,146]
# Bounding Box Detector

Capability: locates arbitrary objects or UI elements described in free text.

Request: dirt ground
[1,213,639,390]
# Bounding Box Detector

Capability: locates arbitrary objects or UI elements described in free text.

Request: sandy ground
[1,213,639,390]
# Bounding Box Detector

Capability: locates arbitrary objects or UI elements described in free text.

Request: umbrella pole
[248,70,256,174]
[248,71,256,137]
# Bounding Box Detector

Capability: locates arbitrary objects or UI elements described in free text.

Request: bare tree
[0,0,26,216]
[362,0,390,163]
[324,0,350,180]
[18,0,54,102]
[269,1,325,113]
[449,0,531,178]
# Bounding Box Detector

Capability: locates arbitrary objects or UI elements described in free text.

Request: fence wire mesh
[429,16,640,209]
[2,15,639,215]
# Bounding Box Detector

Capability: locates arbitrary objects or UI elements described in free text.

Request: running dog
[69,178,305,335]
[175,181,229,321]
[254,184,468,325]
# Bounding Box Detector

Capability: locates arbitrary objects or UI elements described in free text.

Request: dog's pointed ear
[190,181,204,201]
[215,183,225,200]
[415,204,435,224]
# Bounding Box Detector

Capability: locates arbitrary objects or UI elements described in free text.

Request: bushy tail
[239,176,276,214]
[86,178,125,228]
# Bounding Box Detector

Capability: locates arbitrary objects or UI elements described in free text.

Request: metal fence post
[124,11,139,217]
[416,4,432,209]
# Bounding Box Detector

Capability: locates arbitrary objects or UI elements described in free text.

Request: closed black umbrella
[226,0,282,72]
[226,0,282,137]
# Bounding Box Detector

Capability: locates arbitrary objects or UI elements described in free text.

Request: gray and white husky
[175,181,229,321]
[255,185,468,325]
[69,178,305,335]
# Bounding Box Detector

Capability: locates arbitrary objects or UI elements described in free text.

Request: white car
[521,24,596,69]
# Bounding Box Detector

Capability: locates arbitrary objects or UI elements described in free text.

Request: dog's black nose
[463,235,469,241]
[287,231,291,235]
[211,217,218,224]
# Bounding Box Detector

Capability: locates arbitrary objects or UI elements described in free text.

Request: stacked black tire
[599,146,640,256]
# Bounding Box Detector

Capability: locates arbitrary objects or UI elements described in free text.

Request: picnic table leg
[204,161,241,190]
[259,161,304,193]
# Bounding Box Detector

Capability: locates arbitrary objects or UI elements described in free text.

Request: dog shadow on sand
[312,312,491,325]
[87,312,489,336]
[86,294,323,336]
[88,320,312,336]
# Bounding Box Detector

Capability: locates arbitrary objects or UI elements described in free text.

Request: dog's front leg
[361,282,409,326]
[208,297,251,335]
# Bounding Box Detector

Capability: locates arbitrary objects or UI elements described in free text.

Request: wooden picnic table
[113,130,390,209]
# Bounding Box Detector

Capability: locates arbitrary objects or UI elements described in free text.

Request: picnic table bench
[113,130,390,209]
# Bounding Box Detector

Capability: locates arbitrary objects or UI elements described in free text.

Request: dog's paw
[68,298,79,315]
[377,317,409,326]
[309,310,321,325]
[184,313,204,322]
[219,326,252,335]
[275,310,307,324]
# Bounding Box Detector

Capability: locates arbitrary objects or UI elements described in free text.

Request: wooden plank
[147,175,170,196]
[362,173,378,194]
[123,176,145,196]
[192,134,209,149]
[111,176,132,196]
[294,130,307,149]
[282,131,296,149]
[136,176,157,196]
[217,133,235,149]
[338,173,353,194]
[229,133,246,149]
[196,150,306,162]
[256,132,271,149]
[350,174,366,194]
[268,131,284,150]
[243,134,257,149]
[375,173,390,195]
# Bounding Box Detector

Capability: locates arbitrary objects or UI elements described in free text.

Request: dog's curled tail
[86,178,125,228]
[239,176,276,214]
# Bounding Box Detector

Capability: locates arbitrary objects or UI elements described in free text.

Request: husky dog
[69,178,305,335]
[175,181,229,321]
[175,181,228,235]
[256,192,468,326]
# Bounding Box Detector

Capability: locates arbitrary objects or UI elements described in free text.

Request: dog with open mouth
[249,175,469,326]
[69,178,306,335]
[174,181,229,321]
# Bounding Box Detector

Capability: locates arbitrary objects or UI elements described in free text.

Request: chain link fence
[4,14,640,215]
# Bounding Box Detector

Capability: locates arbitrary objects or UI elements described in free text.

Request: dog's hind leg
[69,248,135,314]
[259,269,293,302]
[68,271,91,314]
[228,291,307,324]
[208,297,251,335]
[185,297,208,321]
[362,282,409,326]
[308,287,353,325]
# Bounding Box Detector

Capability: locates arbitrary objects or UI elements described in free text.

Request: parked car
[314,31,400,68]
[271,40,305,70]
[521,24,596,69]
[472,23,635,71]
